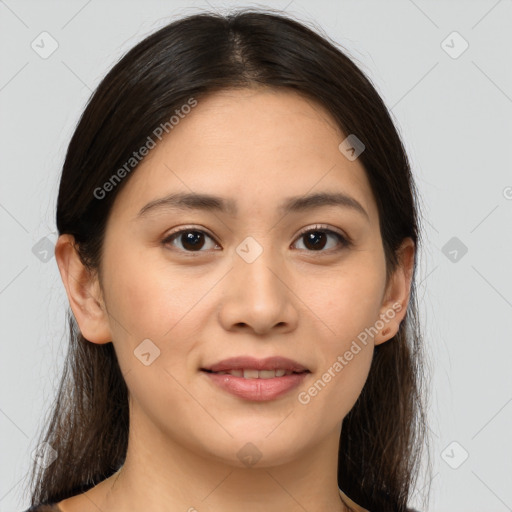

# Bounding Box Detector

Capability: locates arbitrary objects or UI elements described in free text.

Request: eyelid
[164,224,216,240]
[295,223,352,247]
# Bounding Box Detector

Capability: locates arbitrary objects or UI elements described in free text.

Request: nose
[217,240,299,336]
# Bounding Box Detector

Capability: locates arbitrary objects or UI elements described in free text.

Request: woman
[24,8,431,512]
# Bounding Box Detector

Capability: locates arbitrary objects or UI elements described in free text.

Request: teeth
[215,369,296,378]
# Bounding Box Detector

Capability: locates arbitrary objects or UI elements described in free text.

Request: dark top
[23,505,61,512]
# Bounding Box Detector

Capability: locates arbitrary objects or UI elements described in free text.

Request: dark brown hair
[26,8,432,512]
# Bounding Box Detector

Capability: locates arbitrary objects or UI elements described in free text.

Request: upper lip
[202,356,310,373]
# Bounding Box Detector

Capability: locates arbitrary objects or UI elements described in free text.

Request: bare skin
[55,87,414,512]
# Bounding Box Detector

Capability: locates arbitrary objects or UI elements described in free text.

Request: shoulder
[338,488,421,512]
[339,488,370,512]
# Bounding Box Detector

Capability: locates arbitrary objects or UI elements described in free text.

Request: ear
[54,234,112,344]
[374,237,415,346]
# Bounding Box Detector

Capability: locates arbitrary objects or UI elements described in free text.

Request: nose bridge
[234,234,283,293]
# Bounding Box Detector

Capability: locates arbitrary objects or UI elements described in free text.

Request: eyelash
[161,224,352,255]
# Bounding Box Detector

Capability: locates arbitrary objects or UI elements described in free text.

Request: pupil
[183,231,204,251]
[305,232,326,250]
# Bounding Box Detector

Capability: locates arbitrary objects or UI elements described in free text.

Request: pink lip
[203,371,309,401]
[202,356,309,373]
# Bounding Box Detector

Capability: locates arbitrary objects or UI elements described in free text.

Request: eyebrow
[136,191,369,220]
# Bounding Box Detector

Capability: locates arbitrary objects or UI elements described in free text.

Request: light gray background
[1,1,511,511]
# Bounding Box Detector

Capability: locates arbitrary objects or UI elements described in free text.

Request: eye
[162,227,219,253]
[292,224,351,253]
[162,224,351,254]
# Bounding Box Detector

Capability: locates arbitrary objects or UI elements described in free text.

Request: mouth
[201,355,310,374]
[201,368,309,378]
[201,370,310,401]
[200,356,311,401]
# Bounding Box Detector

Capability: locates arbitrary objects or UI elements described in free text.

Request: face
[59,87,412,469]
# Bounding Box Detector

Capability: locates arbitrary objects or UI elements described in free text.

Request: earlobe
[54,234,112,344]
[374,238,415,346]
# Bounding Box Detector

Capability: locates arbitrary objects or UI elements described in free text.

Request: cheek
[103,248,201,339]
[311,260,386,344]
[102,252,203,414]
[302,257,385,407]
[324,346,373,422]
[102,249,213,383]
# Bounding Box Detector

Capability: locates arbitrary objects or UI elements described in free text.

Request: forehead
[109,87,378,223]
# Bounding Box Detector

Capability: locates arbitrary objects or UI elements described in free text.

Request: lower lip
[202,371,309,401]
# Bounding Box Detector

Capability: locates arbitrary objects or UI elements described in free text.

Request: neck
[91,404,349,512]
